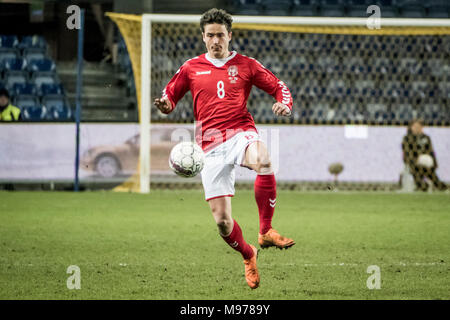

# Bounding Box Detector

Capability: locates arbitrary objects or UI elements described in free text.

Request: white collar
[205,51,237,68]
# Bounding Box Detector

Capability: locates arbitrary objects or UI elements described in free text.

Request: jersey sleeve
[250,58,293,110]
[426,135,438,168]
[162,63,190,112]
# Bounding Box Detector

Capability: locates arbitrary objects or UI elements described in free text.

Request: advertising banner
[0,123,449,183]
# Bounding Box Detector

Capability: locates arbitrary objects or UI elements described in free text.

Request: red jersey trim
[205,194,234,202]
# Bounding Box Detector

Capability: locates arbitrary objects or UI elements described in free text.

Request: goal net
[107,12,450,193]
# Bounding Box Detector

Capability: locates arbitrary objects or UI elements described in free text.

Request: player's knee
[216,217,232,229]
[210,206,232,228]
[216,218,233,235]
[259,156,271,168]
[255,155,271,173]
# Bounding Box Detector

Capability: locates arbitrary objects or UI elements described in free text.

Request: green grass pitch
[0,190,449,300]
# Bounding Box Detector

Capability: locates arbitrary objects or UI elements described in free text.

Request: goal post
[107,12,450,193]
[140,16,151,194]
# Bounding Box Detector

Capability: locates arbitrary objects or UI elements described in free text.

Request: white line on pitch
[263,262,447,267]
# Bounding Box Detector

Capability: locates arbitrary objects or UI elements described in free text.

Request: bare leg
[208,196,233,236]
[208,196,259,288]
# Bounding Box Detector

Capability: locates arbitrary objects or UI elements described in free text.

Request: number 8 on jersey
[217,80,225,99]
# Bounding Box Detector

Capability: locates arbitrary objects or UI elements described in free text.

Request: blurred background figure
[402,119,447,192]
[0,88,21,121]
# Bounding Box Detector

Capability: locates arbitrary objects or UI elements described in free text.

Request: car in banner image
[80,134,179,178]
[80,134,140,178]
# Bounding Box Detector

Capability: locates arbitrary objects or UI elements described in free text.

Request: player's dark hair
[0,88,10,98]
[200,8,232,33]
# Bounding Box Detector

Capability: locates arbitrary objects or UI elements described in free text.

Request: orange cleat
[258,228,295,249]
[243,245,260,289]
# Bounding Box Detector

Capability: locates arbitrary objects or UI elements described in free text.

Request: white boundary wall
[1,123,449,184]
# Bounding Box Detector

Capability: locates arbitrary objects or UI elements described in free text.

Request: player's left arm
[250,59,293,117]
[427,135,438,169]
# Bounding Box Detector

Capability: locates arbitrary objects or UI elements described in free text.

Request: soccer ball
[169,141,205,178]
[417,154,434,169]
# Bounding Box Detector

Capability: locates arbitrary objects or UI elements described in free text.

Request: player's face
[202,23,232,59]
[411,122,423,135]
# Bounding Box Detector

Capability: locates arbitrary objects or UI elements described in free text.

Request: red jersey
[162,51,293,152]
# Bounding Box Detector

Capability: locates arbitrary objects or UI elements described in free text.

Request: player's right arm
[154,64,190,114]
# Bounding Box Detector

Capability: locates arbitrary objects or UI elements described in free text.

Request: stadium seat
[47,105,72,121]
[297,106,312,119]
[438,82,449,98]
[347,0,370,17]
[292,0,318,16]
[42,95,67,110]
[423,104,441,120]
[347,6,370,18]
[32,73,59,90]
[18,35,47,50]
[27,58,56,73]
[0,35,19,48]
[4,71,28,87]
[14,95,41,111]
[22,105,47,121]
[39,83,64,96]
[319,0,345,17]
[1,57,27,72]
[426,0,449,18]
[393,104,414,121]
[14,93,48,121]
[11,83,38,96]
[374,0,395,6]
[400,5,426,18]
[42,95,72,121]
[0,48,19,64]
[372,109,392,122]
[261,0,292,16]
[311,103,330,120]
[23,48,46,62]
[373,0,398,17]
[344,102,359,121]
[397,112,413,123]
[427,8,449,18]
[232,0,263,15]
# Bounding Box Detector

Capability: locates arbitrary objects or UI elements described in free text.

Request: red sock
[254,174,276,235]
[221,219,254,260]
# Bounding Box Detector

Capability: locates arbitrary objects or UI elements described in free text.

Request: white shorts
[201,131,261,201]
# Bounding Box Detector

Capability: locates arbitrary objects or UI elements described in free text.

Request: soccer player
[154,8,295,289]
[402,119,447,191]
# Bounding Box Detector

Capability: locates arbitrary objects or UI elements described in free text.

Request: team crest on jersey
[228,65,238,83]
